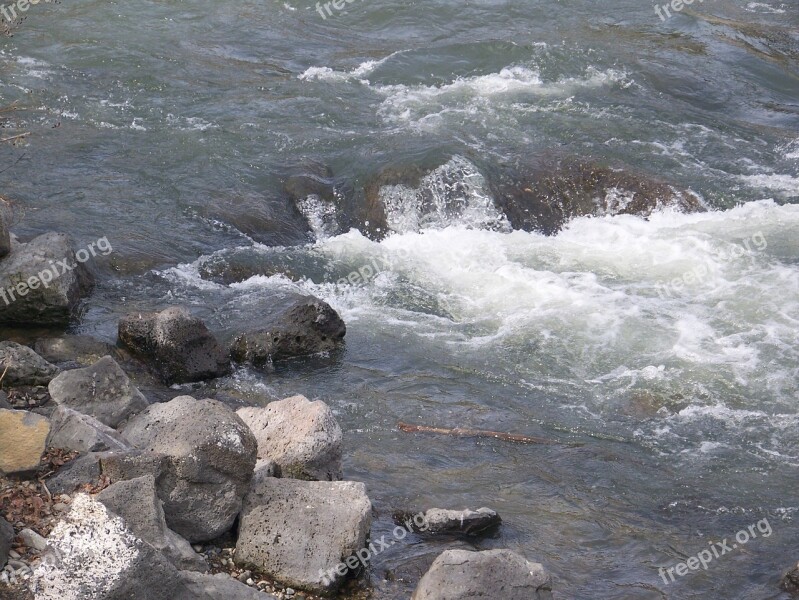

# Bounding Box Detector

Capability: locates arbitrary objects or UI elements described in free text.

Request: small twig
[39,480,52,503]
[0,132,30,143]
[0,364,8,388]
[398,421,581,446]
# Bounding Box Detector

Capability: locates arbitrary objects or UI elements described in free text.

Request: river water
[1,0,798,598]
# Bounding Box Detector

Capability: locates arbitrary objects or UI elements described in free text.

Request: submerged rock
[236,473,372,593]
[236,394,343,481]
[486,157,705,235]
[120,396,258,542]
[0,232,94,326]
[97,475,207,572]
[118,306,231,384]
[230,295,346,366]
[47,356,148,429]
[34,335,119,367]
[47,406,132,454]
[412,507,501,535]
[0,409,50,475]
[0,342,60,387]
[412,548,553,600]
[782,562,799,594]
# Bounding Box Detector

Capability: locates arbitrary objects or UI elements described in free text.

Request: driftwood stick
[398,421,580,446]
[0,132,29,143]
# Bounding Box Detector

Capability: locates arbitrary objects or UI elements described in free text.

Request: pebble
[285,588,295,596]
[53,503,68,513]
[237,570,251,583]
[19,528,47,552]
[192,544,203,553]
[8,550,20,559]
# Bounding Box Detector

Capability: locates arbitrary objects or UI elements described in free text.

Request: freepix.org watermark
[1,0,53,27]
[654,0,714,21]
[319,511,430,586]
[0,236,113,306]
[659,518,773,584]
[655,231,767,299]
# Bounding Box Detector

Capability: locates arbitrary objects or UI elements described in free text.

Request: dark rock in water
[120,396,258,543]
[284,163,342,240]
[401,507,501,536]
[0,515,13,569]
[118,306,231,384]
[0,232,94,326]
[360,164,425,240]
[34,334,120,367]
[231,295,346,366]
[48,356,149,429]
[47,406,132,453]
[198,252,303,285]
[782,562,799,594]
[0,341,60,386]
[412,549,553,600]
[198,192,311,247]
[485,157,706,235]
[97,475,208,572]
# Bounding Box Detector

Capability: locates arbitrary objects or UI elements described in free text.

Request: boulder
[417,507,501,535]
[120,396,257,542]
[230,295,346,366]
[118,306,231,384]
[44,451,105,495]
[236,474,372,593]
[47,406,132,453]
[0,232,94,326]
[180,572,277,600]
[0,342,59,386]
[0,409,49,474]
[29,494,195,600]
[486,157,706,235]
[47,356,148,428]
[97,475,207,572]
[411,549,553,600]
[236,395,342,481]
[0,516,12,569]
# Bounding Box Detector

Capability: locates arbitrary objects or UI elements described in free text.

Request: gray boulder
[47,406,131,453]
[236,394,342,481]
[0,232,94,326]
[236,473,372,593]
[120,396,257,542]
[412,549,553,600]
[180,572,277,600]
[48,356,148,428]
[97,475,207,572]
[0,516,12,569]
[45,451,107,495]
[118,306,231,384]
[0,342,59,386]
[417,507,502,535]
[230,295,346,366]
[29,494,196,600]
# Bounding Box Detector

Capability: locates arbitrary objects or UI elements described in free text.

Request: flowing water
[1,0,798,598]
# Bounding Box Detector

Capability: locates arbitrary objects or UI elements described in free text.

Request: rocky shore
[0,203,553,600]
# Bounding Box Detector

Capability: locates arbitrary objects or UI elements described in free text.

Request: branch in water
[398,421,581,446]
